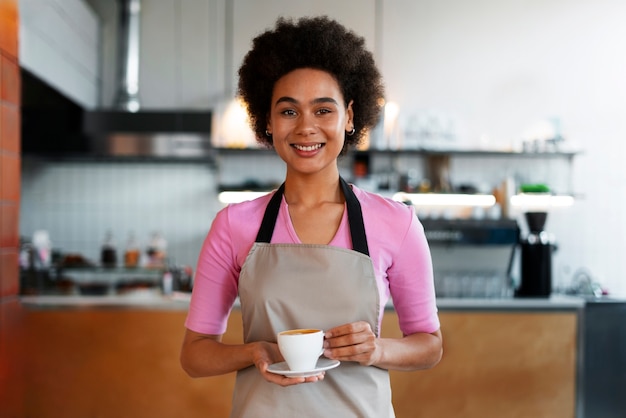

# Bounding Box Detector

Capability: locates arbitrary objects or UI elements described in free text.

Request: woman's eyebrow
[312,97,339,105]
[275,96,339,106]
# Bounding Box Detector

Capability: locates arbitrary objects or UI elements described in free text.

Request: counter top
[436,295,586,310]
[20,292,193,311]
[21,293,588,311]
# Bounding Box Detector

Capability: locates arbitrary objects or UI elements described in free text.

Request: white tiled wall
[20,159,220,268]
[215,152,285,187]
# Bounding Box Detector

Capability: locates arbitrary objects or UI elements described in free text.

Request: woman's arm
[323,321,443,371]
[180,329,260,377]
[180,328,325,385]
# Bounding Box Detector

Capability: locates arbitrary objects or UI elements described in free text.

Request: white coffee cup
[277,328,324,371]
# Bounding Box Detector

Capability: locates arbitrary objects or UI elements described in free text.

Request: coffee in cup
[277,328,324,371]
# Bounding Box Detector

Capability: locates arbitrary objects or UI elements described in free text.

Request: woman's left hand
[323,321,381,366]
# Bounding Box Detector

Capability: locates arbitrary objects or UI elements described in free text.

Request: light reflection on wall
[211,98,258,148]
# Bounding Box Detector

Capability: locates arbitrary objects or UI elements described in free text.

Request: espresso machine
[515,212,556,297]
[423,218,520,298]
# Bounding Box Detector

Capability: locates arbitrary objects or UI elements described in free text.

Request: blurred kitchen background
[3,1,626,417]
[15,0,625,297]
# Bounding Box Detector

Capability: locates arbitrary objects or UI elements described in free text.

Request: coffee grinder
[515,211,556,297]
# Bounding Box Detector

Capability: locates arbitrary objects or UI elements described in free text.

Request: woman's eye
[316,108,332,115]
[281,109,297,116]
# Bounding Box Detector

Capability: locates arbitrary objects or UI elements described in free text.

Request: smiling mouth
[292,143,324,152]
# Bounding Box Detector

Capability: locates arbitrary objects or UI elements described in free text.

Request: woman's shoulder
[224,191,274,216]
[213,191,275,234]
[352,186,415,217]
[352,185,422,235]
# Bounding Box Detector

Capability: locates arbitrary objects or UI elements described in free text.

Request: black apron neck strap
[255,177,369,256]
[339,177,370,256]
[255,182,285,245]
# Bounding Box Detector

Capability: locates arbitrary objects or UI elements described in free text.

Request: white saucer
[267,358,340,378]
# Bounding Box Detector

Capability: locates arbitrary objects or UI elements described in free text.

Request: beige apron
[230,178,395,418]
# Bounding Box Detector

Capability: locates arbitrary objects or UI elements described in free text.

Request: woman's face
[267,68,353,177]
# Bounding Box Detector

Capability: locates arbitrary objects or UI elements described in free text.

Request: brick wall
[0,0,24,415]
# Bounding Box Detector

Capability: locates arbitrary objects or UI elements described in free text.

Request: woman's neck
[283,170,344,208]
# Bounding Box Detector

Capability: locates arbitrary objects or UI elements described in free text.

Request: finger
[326,321,372,338]
[265,372,323,387]
[257,360,269,373]
[303,372,325,383]
[325,322,359,338]
[276,375,306,386]
[325,337,378,360]
[326,330,374,349]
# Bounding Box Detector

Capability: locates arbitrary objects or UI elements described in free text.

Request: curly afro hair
[237,16,385,151]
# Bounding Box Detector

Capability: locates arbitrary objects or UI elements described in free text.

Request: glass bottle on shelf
[124,231,141,268]
[146,231,167,269]
[100,230,118,268]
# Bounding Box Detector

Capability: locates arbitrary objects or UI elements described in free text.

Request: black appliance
[515,212,556,297]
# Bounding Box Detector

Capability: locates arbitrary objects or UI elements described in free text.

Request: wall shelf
[353,148,582,158]
[212,147,582,158]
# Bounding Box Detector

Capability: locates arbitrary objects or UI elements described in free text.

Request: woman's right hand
[253,341,325,386]
[180,329,323,385]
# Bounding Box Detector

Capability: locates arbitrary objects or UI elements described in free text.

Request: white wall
[138,0,227,108]
[380,0,626,295]
[19,0,100,108]
[230,0,378,96]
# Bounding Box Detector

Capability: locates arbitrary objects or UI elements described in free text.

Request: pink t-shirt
[185,185,439,336]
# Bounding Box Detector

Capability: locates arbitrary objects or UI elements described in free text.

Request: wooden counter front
[382,311,577,418]
[21,308,577,417]
[22,309,239,418]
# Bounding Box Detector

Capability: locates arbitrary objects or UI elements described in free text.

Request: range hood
[21,0,213,159]
[82,0,213,159]
[83,110,213,158]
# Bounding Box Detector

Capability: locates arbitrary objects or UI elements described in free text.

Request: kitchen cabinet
[19,0,100,108]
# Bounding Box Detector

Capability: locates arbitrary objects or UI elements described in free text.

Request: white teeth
[293,144,323,152]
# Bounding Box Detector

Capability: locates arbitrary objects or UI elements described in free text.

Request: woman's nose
[295,113,317,136]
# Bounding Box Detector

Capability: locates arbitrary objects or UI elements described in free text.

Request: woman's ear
[266,114,272,136]
[345,100,354,131]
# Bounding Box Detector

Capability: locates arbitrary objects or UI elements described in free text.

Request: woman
[181,16,442,417]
